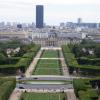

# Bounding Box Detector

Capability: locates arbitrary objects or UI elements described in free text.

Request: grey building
[36,5,44,28]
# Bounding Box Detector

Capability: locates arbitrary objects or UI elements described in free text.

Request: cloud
[32,0,100,5]
[1,0,100,5]
[0,0,100,25]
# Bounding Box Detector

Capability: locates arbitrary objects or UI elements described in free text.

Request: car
[33,77,38,79]
[19,87,24,89]
[18,77,22,80]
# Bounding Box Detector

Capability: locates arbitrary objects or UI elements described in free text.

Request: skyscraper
[36,5,44,28]
[77,18,82,24]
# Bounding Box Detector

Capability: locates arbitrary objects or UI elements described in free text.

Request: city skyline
[0,0,100,25]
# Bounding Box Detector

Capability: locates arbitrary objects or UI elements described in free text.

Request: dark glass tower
[36,5,44,28]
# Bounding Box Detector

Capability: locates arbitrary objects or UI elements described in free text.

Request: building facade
[29,31,82,47]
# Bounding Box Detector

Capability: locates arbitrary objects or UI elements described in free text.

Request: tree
[95,46,100,58]
[0,53,6,63]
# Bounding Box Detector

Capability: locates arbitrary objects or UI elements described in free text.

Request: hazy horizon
[0,0,100,25]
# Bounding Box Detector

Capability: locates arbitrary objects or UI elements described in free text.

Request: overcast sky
[0,0,100,25]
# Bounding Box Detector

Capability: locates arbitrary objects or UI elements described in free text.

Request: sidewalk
[66,89,77,100]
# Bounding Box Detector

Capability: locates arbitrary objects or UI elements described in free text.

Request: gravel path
[9,89,22,100]
[59,49,69,76]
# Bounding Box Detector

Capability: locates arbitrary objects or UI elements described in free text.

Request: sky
[0,0,100,25]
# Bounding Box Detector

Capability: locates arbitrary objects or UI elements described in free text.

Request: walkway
[9,89,22,100]
[59,48,69,76]
[66,89,77,100]
[41,47,61,50]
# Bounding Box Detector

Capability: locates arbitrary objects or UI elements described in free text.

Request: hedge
[78,91,91,100]
[77,57,100,66]
[0,44,41,74]
[78,89,98,100]
[0,78,16,100]
[22,52,35,58]
[73,79,91,96]
[29,45,41,52]
[62,45,100,75]
[62,45,78,68]
[73,79,99,100]
[0,57,20,65]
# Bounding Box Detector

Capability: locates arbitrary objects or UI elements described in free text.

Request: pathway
[59,48,69,76]
[66,89,77,100]
[9,89,22,100]
[41,47,61,50]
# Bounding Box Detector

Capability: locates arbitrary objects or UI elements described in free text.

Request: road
[16,84,73,90]
[17,76,74,81]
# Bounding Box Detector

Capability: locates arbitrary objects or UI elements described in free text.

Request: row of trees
[72,40,100,58]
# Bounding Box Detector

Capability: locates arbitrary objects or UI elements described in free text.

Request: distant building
[0,22,5,27]
[17,24,22,28]
[77,18,82,24]
[60,23,65,27]
[36,5,44,28]
[0,30,28,39]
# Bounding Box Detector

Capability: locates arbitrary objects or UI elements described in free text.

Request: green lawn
[18,80,72,85]
[33,59,62,75]
[20,93,67,100]
[41,50,59,58]
[33,50,62,75]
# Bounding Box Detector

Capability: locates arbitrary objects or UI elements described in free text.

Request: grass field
[41,50,59,58]
[18,80,72,85]
[33,59,61,75]
[20,93,67,100]
[33,50,62,75]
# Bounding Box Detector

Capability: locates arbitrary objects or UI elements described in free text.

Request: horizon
[0,0,100,25]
